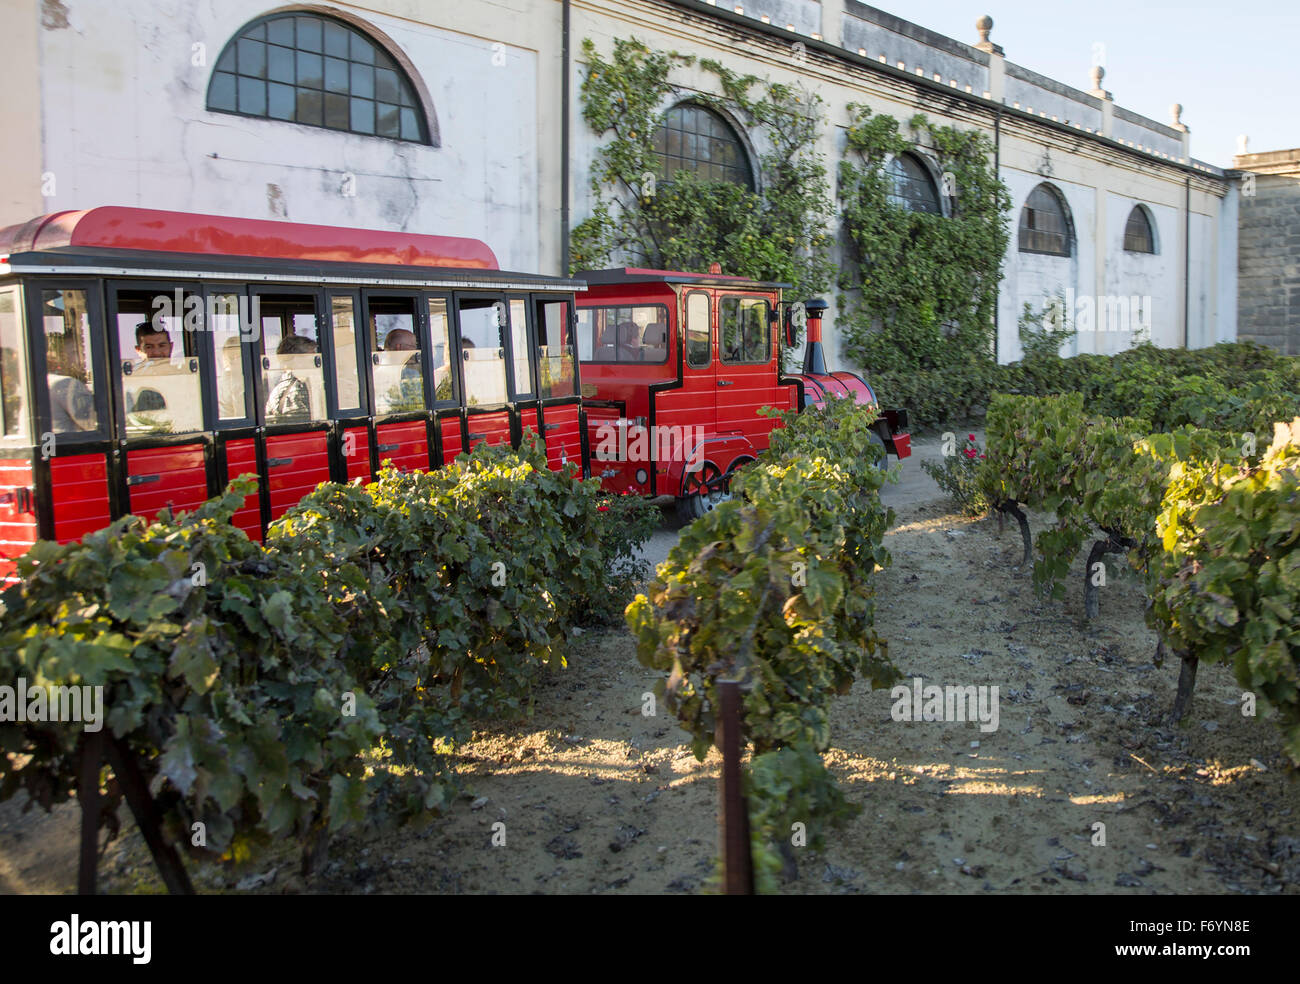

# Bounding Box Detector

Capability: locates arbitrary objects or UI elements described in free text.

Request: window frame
[107,281,211,441]
[885,152,942,215]
[363,289,429,419]
[201,284,257,430]
[1018,184,1073,257]
[30,280,111,446]
[577,303,672,366]
[454,293,512,409]
[0,284,32,446]
[205,12,431,145]
[718,294,773,366]
[1123,205,1157,254]
[533,296,579,401]
[653,102,754,190]
[250,286,329,430]
[684,291,711,370]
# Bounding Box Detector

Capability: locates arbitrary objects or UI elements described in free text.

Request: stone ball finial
[1171,103,1182,124]
[976,15,993,42]
[1090,64,1105,86]
[1237,134,1250,154]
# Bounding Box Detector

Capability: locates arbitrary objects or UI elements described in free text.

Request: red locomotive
[574,266,910,521]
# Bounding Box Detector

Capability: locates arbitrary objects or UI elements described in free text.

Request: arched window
[885,153,941,214]
[652,104,753,189]
[207,12,430,143]
[1123,205,1156,253]
[1018,184,1072,256]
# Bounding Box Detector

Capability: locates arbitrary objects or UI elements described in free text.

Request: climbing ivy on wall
[837,104,1011,373]
[572,37,834,302]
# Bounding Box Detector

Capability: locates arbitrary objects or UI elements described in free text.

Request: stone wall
[1235,150,1300,355]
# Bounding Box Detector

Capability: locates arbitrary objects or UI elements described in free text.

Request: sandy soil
[5,437,1298,894]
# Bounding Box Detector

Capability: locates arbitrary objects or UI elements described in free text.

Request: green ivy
[572,37,834,308]
[838,105,1011,374]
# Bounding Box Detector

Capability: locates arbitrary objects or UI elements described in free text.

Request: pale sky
[878,0,1299,167]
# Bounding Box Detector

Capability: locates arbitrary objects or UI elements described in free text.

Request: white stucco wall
[33,0,545,272]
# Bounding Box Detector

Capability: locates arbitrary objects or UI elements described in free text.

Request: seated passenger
[265,334,316,422]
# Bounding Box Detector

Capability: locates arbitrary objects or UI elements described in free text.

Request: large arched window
[652,103,753,189]
[207,12,430,143]
[1018,184,1072,256]
[1123,205,1156,254]
[885,153,941,214]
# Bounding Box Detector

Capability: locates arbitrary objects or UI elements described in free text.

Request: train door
[363,291,431,475]
[508,294,538,452]
[534,295,580,472]
[27,283,114,544]
[715,293,779,452]
[251,289,331,524]
[681,288,717,431]
[325,291,370,485]
[204,287,263,540]
[454,295,512,451]
[107,284,211,525]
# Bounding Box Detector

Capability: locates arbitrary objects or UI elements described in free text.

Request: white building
[0,0,1237,368]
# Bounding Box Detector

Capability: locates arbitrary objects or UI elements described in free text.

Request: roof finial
[974,15,1002,54]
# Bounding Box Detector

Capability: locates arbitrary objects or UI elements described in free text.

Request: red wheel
[676,461,730,523]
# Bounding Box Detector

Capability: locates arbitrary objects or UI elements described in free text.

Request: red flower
[597,505,610,512]
[968,433,976,441]
[979,453,986,459]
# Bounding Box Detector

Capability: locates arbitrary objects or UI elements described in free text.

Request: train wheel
[676,462,729,524]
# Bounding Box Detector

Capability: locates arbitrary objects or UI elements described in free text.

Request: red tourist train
[0,207,584,581]
[0,208,909,581]
[574,266,910,521]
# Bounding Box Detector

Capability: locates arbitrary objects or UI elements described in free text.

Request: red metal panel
[265,431,330,523]
[223,438,262,542]
[126,444,208,522]
[439,416,463,466]
[375,420,429,474]
[50,454,112,543]
[0,457,37,583]
[466,411,511,450]
[2,207,498,270]
[343,426,371,484]
[541,405,581,472]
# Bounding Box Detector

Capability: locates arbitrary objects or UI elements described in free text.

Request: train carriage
[0,207,585,581]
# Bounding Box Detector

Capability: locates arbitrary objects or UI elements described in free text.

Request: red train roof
[0,206,499,270]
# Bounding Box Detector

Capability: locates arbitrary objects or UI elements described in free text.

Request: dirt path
[7,438,1297,894]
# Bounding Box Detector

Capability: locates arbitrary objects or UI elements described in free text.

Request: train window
[41,289,99,435]
[457,298,509,406]
[536,299,577,399]
[576,304,670,364]
[330,295,362,412]
[509,298,535,399]
[114,289,205,436]
[0,288,31,441]
[258,294,325,424]
[369,296,423,415]
[685,292,710,368]
[208,293,251,422]
[720,296,771,364]
[428,298,454,404]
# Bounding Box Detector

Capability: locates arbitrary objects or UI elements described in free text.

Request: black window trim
[579,303,672,366]
[684,290,711,370]
[1123,204,1157,254]
[1018,184,1073,258]
[205,10,433,146]
[719,294,773,366]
